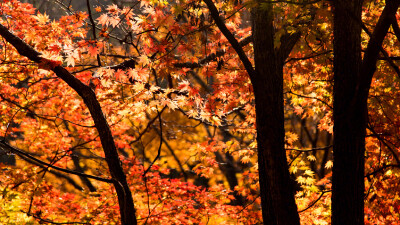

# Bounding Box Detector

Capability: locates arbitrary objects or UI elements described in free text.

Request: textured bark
[203,0,301,223]
[332,1,364,224]
[0,24,137,225]
[332,1,399,224]
[252,4,300,225]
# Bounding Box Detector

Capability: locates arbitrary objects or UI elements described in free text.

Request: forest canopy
[0,0,399,224]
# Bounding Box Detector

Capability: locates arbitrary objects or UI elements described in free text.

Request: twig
[286,145,332,152]
[143,107,164,177]
[298,190,331,213]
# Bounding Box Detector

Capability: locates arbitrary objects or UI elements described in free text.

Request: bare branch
[277,32,302,64]
[359,0,400,90]
[265,0,322,5]
[391,16,400,43]
[365,163,400,178]
[86,0,102,67]
[24,210,90,225]
[286,145,332,152]
[17,153,84,191]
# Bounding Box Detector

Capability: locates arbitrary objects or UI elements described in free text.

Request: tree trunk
[252,4,300,225]
[332,1,365,224]
[203,0,301,223]
[332,1,400,224]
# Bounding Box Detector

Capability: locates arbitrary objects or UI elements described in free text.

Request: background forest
[0,0,399,224]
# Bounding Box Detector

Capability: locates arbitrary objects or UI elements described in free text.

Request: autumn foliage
[0,0,399,224]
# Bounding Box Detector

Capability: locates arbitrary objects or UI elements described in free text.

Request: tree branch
[0,141,113,183]
[202,0,255,78]
[286,145,332,152]
[367,124,400,165]
[277,32,302,65]
[108,58,137,70]
[286,50,332,63]
[359,0,400,94]
[365,163,400,177]
[17,153,84,191]
[86,0,102,67]
[391,16,400,43]
[0,23,137,224]
[298,190,330,213]
[174,36,253,69]
[265,0,322,5]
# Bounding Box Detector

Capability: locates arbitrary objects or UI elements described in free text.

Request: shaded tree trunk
[332,0,400,224]
[251,3,301,225]
[203,0,301,223]
[332,1,364,224]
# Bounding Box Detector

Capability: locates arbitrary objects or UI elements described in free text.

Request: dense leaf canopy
[0,0,399,224]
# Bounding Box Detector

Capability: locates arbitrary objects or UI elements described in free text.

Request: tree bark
[332,0,399,224]
[332,1,364,224]
[252,4,300,225]
[203,0,301,223]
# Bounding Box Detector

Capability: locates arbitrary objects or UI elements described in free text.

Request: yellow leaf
[307,155,316,161]
[241,156,251,164]
[325,160,333,169]
[304,170,314,177]
[138,54,150,66]
[35,12,49,25]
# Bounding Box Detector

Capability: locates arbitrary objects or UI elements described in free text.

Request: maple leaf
[109,16,120,28]
[107,4,119,14]
[307,155,316,161]
[87,45,99,57]
[241,156,251,164]
[297,176,306,185]
[294,106,304,115]
[65,55,75,67]
[114,69,125,81]
[35,12,49,24]
[304,170,315,177]
[97,14,110,26]
[178,80,190,91]
[127,68,137,80]
[48,43,62,53]
[137,54,150,66]
[325,160,333,169]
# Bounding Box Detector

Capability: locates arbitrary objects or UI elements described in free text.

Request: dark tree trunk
[332,1,364,225]
[203,0,301,223]
[332,0,400,224]
[251,4,300,225]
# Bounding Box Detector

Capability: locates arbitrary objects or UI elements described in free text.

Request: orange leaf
[88,45,99,57]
